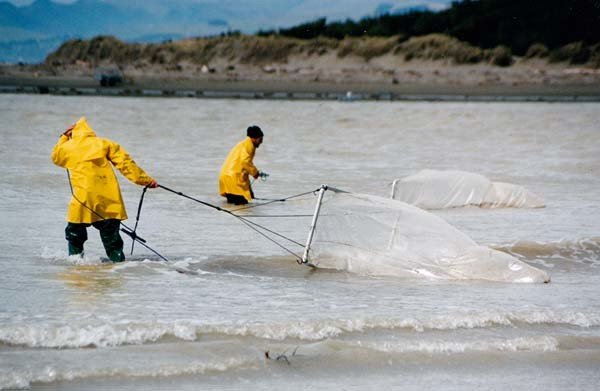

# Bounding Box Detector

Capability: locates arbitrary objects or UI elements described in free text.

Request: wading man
[219,125,267,205]
[51,117,158,262]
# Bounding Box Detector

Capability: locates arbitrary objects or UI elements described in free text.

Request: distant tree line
[258,0,600,56]
[44,0,600,69]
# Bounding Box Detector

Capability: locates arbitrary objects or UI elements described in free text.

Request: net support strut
[301,184,328,265]
[390,178,400,199]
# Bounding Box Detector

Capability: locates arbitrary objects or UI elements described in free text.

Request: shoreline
[1,74,599,102]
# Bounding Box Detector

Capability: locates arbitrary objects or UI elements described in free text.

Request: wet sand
[1,68,599,101]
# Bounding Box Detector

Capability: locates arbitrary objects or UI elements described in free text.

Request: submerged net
[391,169,545,209]
[307,188,549,283]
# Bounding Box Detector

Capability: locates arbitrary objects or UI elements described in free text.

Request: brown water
[1,94,599,390]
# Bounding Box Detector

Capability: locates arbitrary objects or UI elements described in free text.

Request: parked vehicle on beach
[94,66,123,87]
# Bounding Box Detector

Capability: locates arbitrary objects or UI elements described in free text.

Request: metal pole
[302,185,327,265]
[390,178,400,199]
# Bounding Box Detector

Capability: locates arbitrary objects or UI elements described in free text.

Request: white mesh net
[391,169,545,209]
[307,189,549,283]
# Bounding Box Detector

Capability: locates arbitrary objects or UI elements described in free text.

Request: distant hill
[0,0,157,63]
[0,0,450,63]
[0,0,156,46]
[0,36,68,64]
[4,0,597,65]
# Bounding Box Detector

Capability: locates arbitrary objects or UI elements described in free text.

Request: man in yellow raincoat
[219,126,267,205]
[51,117,158,262]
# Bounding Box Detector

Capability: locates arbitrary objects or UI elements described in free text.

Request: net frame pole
[390,178,400,199]
[301,185,328,264]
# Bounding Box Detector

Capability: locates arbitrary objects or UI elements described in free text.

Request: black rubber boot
[94,219,125,263]
[65,222,88,256]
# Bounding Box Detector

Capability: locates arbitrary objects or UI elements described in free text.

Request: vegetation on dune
[397,34,482,64]
[45,33,600,71]
[262,0,600,56]
[524,43,549,59]
[46,35,305,67]
[44,0,600,70]
[47,36,144,66]
[548,41,600,66]
[337,36,400,61]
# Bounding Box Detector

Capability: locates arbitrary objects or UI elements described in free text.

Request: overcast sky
[3,0,453,40]
[6,0,452,15]
[7,0,74,4]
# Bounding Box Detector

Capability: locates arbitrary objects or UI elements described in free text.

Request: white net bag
[391,169,545,209]
[307,189,549,283]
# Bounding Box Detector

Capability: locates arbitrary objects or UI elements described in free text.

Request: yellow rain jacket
[51,117,155,223]
[219,137,259,201]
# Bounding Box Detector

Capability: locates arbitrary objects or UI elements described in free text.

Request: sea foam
[1,310,597,349]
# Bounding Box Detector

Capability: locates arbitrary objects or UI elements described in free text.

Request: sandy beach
[2,53,599,100]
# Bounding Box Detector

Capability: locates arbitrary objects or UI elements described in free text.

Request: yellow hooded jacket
[51,117,154,223]
[218,137,259,201]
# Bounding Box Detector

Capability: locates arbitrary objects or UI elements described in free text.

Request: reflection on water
[58,264,123,301]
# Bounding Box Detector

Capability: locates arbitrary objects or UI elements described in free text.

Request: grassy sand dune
[44,33,599,68]
[2,34,599,97]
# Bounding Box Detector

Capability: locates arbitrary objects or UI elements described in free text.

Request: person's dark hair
[247,125,263,138]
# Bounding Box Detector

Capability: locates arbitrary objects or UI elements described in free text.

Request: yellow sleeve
[240,141,259,177]
[106,140,154,186]
[51,135,70,168]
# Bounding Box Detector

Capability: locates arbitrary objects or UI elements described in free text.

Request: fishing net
[391,169,545,209]
[307,188,549,283]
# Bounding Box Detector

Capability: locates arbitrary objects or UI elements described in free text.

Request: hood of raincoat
[52,117,154,223]
[71,116,97,139]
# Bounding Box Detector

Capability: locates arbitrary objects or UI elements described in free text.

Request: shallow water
[1,94,599,390]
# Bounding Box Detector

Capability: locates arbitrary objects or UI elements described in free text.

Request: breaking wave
[0,356,255,391]
[496,237,600,266]
[2,310,598,349]
[0,334,566,390]
[346,335,559,354]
